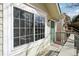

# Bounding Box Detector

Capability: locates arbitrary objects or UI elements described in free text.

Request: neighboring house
[54,13,71,45]
[55,20,62,45]
[63,13,71,32]
[61,13,71,44]
[0,3,61,56]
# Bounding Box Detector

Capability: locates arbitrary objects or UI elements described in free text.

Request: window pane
[35,35,38,41]
[43,34,45,38]
[30,14,34,23]
[26,36,30,43]
[37,16,40,22]
[29,23,33,28]
[14,19,19,27]
[38,29,40,33]
[14,38,19,47]
[42,29,45,33]
[42,34,45,38]
[38,34,40,40]
[14,29,19,37]
[20,37,26,45]
[38,23,40,27]
[29,35,34,42]
[30,29,33,34]
[40,29,42,34]
[26,22,29,27]
[14,7,20,18]
[26,14,29,19]
[35,15,39,22]
[20,29,25,36]
[35,22,38,28]
[42,17,45,23]
[40,34,42,39]
[20,10,26,19]
[20,20,25,27]
[26,29,29,35]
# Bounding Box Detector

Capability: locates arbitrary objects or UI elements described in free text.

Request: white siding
[0,4,3,56]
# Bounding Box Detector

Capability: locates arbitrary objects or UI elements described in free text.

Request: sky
[59,3,79,18]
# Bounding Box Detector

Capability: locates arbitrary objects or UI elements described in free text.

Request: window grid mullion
[29,14,30,42]
[34,15,35,42]
[18,11,20,46]
[24,13,26,44]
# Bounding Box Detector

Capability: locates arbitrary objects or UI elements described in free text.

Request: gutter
[55,3,62,20]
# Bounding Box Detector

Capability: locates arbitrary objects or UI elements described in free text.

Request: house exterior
[0,3,61,56]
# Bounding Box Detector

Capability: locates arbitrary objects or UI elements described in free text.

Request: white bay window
[3,3,46,55]
[13,7,45,47]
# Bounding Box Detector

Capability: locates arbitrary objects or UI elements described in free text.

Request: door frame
[50,20,56,44]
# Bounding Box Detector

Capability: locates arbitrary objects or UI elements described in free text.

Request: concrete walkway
[58,34,76,56]
[45,34,77,56]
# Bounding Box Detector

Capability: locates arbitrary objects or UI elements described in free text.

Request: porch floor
[58,34,76,56]
[45,34,77,56]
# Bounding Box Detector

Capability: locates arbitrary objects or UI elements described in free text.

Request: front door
[50,21,55,44]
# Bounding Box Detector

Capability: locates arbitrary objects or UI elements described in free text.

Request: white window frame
[3,3,47,56]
